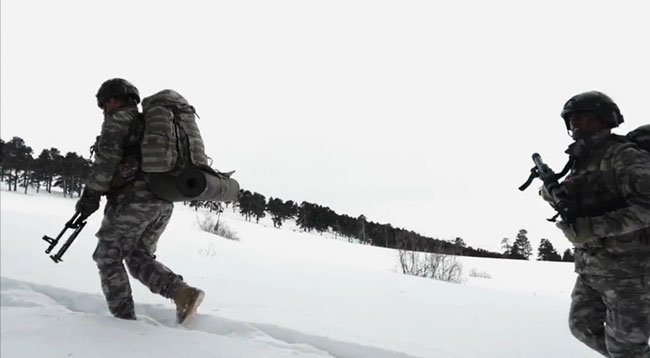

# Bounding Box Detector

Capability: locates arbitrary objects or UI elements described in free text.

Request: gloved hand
[75,188,102,219]
[556,217,597,244]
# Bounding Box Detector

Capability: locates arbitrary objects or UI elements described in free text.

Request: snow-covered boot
[172,282,205,325]
[109,297,137,320]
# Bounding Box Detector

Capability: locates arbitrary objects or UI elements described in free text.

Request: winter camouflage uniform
[561,134,650,357]
[87,105,183,319]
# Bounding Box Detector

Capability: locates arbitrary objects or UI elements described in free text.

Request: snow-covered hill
[1,190,598,357]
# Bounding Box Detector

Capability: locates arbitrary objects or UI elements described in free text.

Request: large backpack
[140,90,239,202]
[626,124,650,154]
[141,89,208,174]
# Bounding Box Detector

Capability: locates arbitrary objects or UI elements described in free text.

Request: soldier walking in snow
[540,91,650,357]
[75,78,205,324]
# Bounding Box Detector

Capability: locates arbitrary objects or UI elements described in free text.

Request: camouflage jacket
[86,105,153,202]
[562,133,650,277]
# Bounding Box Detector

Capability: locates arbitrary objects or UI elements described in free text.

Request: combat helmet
[95,78,141,108]
[560,91,624,130]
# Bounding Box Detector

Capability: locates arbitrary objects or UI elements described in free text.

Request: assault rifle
[519,153,576,225]
[42,212,87,263]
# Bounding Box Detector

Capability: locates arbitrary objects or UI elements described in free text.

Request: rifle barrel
[532,153,543,167]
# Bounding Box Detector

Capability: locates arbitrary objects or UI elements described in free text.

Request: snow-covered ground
[1,189,600,357]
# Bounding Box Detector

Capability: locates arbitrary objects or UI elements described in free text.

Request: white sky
[1,0,649,253]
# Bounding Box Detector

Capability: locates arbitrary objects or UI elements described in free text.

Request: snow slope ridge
[1,277,419,358]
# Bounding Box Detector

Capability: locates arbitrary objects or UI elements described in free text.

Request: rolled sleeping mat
[177,166,240,202]
[147,166,240,203]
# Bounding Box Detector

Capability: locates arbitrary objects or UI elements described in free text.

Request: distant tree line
[0,136,91,197]
[2,135,574,262]
[189,190,505,259]
[501,229,574,262]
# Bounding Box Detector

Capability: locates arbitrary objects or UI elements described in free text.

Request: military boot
[172,282,205,325]
[108,297,137,321]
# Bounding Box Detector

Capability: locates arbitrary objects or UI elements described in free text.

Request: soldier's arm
[85,108,135,192]
[590,146,650,237]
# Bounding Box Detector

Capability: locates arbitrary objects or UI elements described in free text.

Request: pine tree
[282,200,298,221]
[358,215,367,244]
[511,229,532,260]
[237,190,254,221]
[267,197,281,227]
[250,192,266,223]
[297,201,316,231]
[267,197,296,228]
[3,137,33,191]
[0,139,5,182]
[562,248,575,262]
[54,152,89,197]
[501,238,512,257]
[20,155,34,194]
[537,239,562,261]
[32,148,61,193]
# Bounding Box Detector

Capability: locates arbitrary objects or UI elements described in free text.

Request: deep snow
[1,189,599,357]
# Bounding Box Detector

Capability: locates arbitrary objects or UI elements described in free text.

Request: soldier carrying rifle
[522,91,650,357]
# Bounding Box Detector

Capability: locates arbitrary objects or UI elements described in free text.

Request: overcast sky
[2,0,648,253]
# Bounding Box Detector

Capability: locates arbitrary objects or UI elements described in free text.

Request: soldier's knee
[93,242,125,266]
[124,257,139,276]
[125,250,154,266]
[124,250,155,276]
[96,261,126,278]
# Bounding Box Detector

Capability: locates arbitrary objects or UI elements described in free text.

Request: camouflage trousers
[569,274,650,357]
[93,195,183,319]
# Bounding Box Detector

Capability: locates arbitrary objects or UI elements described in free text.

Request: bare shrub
[196,213,239,241]
[398,249,463,283]
[469,268,492,279]
[395,233,463,283]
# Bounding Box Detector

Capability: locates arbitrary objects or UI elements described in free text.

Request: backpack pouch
[141,106,178,172]
[177,112,208,167]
